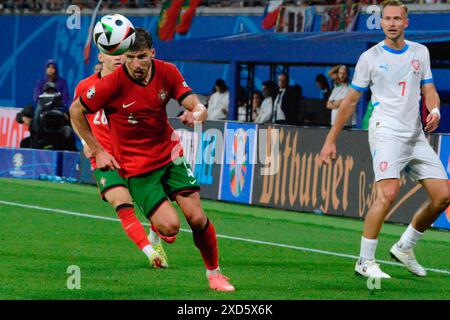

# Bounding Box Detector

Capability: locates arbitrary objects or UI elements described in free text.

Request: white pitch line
[1,200,449,276]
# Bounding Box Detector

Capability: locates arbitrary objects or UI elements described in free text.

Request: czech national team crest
[158,89,168,102]
[411,60,420,71]
[379,161,388,172]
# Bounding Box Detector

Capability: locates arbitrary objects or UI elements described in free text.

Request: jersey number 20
[93,110,108,125]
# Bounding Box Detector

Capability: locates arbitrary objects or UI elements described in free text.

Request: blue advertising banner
[0,148,57,179]
[433,135,450,230]
[219,122,257,204]
[78,153,96,185]
[170,119,225,200]
[61,151,80,180]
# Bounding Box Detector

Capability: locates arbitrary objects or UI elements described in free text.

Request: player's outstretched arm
[421,83,441,133]
[179,94,207,127]
[320,88,362,165]
[69,98,120,170]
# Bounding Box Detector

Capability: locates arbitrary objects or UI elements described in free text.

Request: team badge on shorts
[100,177,107,187]
[158,89,167,102]
[87,86,96,99]
[379,161,389,172]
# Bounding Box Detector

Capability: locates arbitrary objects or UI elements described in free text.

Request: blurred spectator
[326,64,355,127]
[237,86,248,122]
[315,73,331,101]
[33,59,70,109]
[252,90,263,121]
[15,103,34,148]
[94,62,103,74]
[1,1,444,12]
[255,81,277,124]
[362,100,375,130]
[207,78,229,120]
[273,73,298,125]
[327,64,341,88]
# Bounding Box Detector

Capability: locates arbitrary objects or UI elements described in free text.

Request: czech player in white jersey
[320,0,450,279]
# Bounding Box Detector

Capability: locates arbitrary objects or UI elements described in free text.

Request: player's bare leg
[391,178,450,276]
[363,179,400,239]
[148,201,181,267]
[411,179,450,231]
[149,200,181,238]
[105,187,166,268]
[176,192,235,292]
[355,179,400,279]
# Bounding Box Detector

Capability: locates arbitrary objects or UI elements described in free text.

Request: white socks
[397,224,423,252]
[149,228,161,246]
[358,224,423,263]
[359,237,378,263]
[142,244,156,259]
[206,267,221,277]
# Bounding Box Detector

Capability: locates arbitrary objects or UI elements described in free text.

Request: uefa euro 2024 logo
[10,153,26,177]
[230,129,248,197]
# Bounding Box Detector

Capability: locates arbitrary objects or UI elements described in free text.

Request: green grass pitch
[0,178,448,300]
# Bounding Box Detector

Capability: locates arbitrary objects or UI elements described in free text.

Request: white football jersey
[351,40,433,137]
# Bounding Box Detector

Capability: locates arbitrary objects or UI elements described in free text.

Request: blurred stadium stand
[1,0,450,12]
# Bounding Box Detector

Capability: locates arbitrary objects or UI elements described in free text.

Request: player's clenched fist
[320,140,337,165]
[179,110,196,128]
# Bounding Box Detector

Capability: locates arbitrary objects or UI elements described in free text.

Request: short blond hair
[381,0,409,17]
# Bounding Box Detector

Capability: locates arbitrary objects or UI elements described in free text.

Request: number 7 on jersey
[399,81,406,97]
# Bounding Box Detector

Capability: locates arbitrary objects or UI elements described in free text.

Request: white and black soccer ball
[93,14,135,56]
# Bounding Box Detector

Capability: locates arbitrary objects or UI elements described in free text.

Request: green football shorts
[93,169,127,201]
[127,157,200,218]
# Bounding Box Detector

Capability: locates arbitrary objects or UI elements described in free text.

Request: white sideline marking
[1,200,449,276]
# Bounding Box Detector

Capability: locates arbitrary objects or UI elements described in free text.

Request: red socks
[116,204,151,250]
[193,219,219,270]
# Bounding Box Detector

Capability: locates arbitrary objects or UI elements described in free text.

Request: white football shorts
[368,128,447,182]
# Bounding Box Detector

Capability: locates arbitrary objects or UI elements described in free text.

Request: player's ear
[98,53,103,64]
[405,18,409,29]
[151,47,156,58]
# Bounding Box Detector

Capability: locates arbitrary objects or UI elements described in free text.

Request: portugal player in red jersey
[74,51,169,269]
[70,28,235,292]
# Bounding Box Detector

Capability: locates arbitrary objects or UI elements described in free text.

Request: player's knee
[158,221,180,237]
[378,187,399,206]
[106,189,132,208]
[433,192,450,210]
[186,213,207,230]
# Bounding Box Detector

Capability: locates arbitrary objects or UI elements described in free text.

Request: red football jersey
[74,72,113,169]
[79,59,193,178]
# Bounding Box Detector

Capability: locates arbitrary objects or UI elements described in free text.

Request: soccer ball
[93,14,135,56]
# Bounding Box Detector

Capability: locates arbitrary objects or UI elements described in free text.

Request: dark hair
[214,79,228,92]
[129,27,153,52]
[262,80,277,101]
[316,74,330,90]
[253,90,263,100]
[237,86,246,102]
